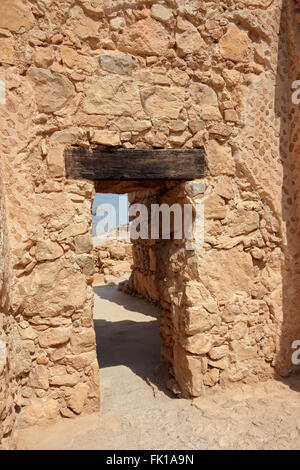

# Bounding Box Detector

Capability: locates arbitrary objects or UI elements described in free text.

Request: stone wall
[126,164,287,396]
[0,67,100,444]
[0,0,299,446]
[125,189,162,303]
[93,237,132,284]
[0,177,18,449]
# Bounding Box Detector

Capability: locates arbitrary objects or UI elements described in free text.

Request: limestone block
[44,144,64,177]
[90,130,120,146]
[169,120,187,132]
[119,17,170,56]
[28,67,75,113]
[18,399,60,427]
[205,194,227,220]
[188,104,221,122]
[19,326,38,341]
[188,120,205,134]
[110,17,126,30]
[67,6,100,40]
[176,21,205,57]
[140,86,184,119]
[229,321,247,341]
[39,327,72,348]
[203,368,219,386]
[75,234,93,254]
[215,176,234,200]
[224,109,239,122]
[107,245,126,260]
[181,333,212,355]
[170,68,190,86]
[60,46,97,73]
[79,115,107,128]
[209,123,233,138]
[58,222,89,240]
[76,255,95,276]
[230,340,258,361]
[83,76,143,116]
[51,127,85,145]
[0,38,15,65]
[250,247,265,260]
[28,366,49,390]
[0,0,34,32]
[197,248,254,300]
[35,240,64,262]
[65,352,96,370]
[169,131,191,146]
[184,281,213,307]
[33,47,54,68]
[205,140,235,176]
[229,210,260,237]
[68,383,89,414]
[234,0,273,5]
[200,105,222,121]
[49,374,80,387]
[12,340,33,377]
[70,328,95,354]
[222,69,241,87]
[207,357,228,370]
[190,82,218,107]
[208,345,229,360]
[182,307,216,335]
[100,54,133,75]
[151,4,173,23]
[173,344,203,396]
[114,117,134,131]
[219,23,252,63]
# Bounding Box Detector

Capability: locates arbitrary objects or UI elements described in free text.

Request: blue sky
[92,193,129,235]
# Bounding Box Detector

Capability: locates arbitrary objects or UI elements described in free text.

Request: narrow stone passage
[93,285,162,415]
[19,287,300,450]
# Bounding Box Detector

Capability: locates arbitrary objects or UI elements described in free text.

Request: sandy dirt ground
[21,286,300,450]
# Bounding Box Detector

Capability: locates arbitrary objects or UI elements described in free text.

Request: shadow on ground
[94,317,161,377]
[93,285,173,397]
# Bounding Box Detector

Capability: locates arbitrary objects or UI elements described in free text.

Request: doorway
[91,187,164,410]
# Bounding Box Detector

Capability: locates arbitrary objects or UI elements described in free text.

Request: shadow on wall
[276,2,300,380]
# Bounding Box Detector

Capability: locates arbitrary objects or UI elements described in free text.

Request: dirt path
[21,286,300,450]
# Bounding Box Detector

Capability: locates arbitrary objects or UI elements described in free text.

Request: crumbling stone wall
[93,237,132,284]
[0,0,300,447]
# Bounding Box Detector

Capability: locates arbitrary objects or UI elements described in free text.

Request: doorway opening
[91,183,170,409]
[92,192,131,286]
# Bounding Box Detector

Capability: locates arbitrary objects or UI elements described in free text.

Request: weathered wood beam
[65,147,205,181]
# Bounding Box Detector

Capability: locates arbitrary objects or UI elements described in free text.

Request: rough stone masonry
[0,0,300,449]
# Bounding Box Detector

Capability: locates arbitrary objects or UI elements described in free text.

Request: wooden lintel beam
[64,147,205,181]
